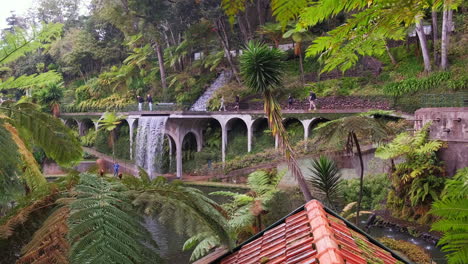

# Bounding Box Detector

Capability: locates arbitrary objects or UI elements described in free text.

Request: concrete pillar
[93,121,99,131]
[302,119,314,141]
[77,120,85,136]
[127,118,136,160]
[221,123,227,163]
[176,136,183,179]
[195,129,203,152]
[247,124,252,152]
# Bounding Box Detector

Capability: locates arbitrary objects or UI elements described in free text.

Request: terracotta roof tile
[210,200,404,264]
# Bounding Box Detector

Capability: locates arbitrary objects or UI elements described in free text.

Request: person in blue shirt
[113,163,120,177]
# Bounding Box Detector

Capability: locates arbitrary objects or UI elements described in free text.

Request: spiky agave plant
[306,156,342,208]
[240,41,313,201]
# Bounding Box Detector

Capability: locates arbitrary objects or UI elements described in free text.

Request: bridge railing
[62,103,192,113]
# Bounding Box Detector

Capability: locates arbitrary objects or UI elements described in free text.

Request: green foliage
[376,123,446,223]
[430,167,468,264]
[68,173,158,264]
[185,169,284,260]
[0,71,63,91]
[306,156,341,207]
[383,72,452,103]
[240,41,285,94]
[126,172,232,258]
[379,237,432,264]
[0,23,63,66]
[340,174,391,210]
[80,130,96,147]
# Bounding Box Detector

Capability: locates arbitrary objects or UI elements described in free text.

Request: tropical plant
[97,112,126,162]
[240,41,313,201]
[184,169,284,261]
[306,156,341,208]
[257,22,283,48]
[3,168,232,263]
[376,123,446,223]
[313,113,391,224]
[0,102,82,204]
[430,167,468,264]
[33,82,64,117]
[283,27,313,85]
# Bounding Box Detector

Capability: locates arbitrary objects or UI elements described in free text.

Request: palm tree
[33,82,64,117]
[283,27,313,85]
[98,112,126,162]
[313,114,390,224]
[306,156,342,208]
[240,41,313,201]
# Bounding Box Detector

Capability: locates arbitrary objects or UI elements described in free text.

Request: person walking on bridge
[137,95,144,111]
[308,90,317,111]
[234,95,240,111]
[219,96,226,111]
[147,94,153,111]
[288,94,293,110]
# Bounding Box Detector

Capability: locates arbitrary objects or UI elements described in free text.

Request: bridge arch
[283,117,304,144]
[225,117,248,158]
[251,117,274,151]
[307,117,330,139]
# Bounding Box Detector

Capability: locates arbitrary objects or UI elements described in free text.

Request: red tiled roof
[212,200,402,264]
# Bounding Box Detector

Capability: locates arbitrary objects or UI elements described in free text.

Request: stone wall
[414,107,468,176]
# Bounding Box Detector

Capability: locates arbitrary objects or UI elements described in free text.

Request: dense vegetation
[0,0,467,263]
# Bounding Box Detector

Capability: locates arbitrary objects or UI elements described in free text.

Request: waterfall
[135,116,168,178]
[190,70,232,111]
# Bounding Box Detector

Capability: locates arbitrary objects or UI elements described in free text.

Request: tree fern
[4,123,47,192]
[2,102,82,166]
[0,117,22,203]
[430,167,468,264]
[17,206,70,264]
[68,173,158,264]
[126,173,232,254]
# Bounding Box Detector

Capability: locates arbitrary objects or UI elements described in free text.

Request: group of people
[137,94,153,111]
[218,91,317,111]
[288,91,317,110]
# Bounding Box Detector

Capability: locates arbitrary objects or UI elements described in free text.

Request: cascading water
[135,116,168,178]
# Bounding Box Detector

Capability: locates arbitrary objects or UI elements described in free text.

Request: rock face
[190,71,232,111]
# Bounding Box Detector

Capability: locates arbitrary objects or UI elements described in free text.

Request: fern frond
[4,123,47,192]
[68,173,159,264]
[18,206,70,264]
[0,194,56,239]
[4,102,82,166]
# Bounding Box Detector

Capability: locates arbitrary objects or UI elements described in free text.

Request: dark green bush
[339,173,390,210]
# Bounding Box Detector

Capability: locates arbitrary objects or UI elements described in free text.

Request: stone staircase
[190,71,232,111]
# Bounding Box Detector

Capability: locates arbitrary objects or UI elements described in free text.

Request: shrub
[339,174,390,210]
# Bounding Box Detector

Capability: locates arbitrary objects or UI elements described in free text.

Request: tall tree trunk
[256,0,265,26]
[153,42,168,100]
[441,7,453,70]
[432,10,439,66]
[415,20,432,72]
[385,43,396,65]
[352,132,364,226]
[298,47,305,85]
[215,18,241,84]
[237,15,250,42]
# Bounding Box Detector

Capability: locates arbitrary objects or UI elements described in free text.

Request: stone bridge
[61,109,402,178]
